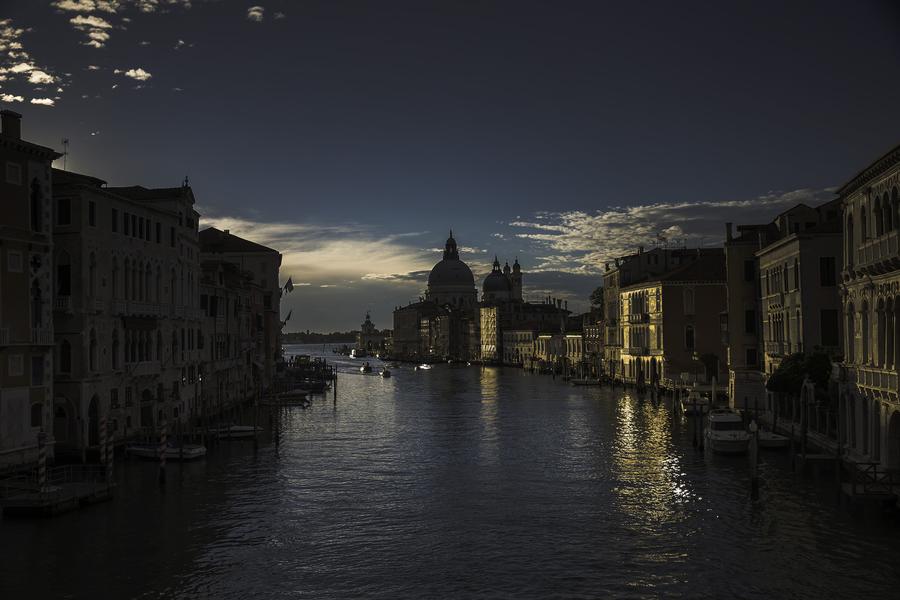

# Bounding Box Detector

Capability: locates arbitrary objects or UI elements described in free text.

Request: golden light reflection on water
[478,367,500,464]
[612,394,696,529]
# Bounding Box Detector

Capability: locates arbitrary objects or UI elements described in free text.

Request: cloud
[273,11,285,19]
[28,70,56,84]
[115,67,152,81]
[69,14,113,29]
[247,6,265,22]
[508,188,835,274]
[52,1,121,12]
[30,97,55,106]
[1,93,24,102]
[87,64,101,70]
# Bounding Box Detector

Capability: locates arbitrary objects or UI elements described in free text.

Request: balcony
[129,302,159,317]
[54,296,72,312]
[764,341,786,356]
[627,313,649,324]
[853,365,899,393]
[627,346,649,356]
[112,300,127,315]
[31,328,53,345]
[855,230,899,273]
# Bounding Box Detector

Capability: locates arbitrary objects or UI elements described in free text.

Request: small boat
[380,369,391,378]
[360,362,372,373]
[350,348,368,358]
[126,443,207,460]
[757,430,790,449]
[681,389,710,415]
[417,363,432,370]
[210,425,263,440]
[706,409,750,454]
[570,378,601,386]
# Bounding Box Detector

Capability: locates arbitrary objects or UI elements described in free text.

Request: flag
[284,277,294,293]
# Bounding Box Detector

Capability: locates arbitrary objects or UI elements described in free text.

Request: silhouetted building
[356,311,387,352]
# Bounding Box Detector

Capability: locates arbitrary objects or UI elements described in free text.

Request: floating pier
[0,465,114,517]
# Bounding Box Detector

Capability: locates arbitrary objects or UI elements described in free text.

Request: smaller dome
[483,270,511,293]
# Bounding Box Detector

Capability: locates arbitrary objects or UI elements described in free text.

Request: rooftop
[199,227,280,255]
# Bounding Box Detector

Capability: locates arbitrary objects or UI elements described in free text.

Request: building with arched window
[0,110,60,467]
[839,142,900,470]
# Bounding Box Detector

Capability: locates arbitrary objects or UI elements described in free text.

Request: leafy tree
[765,352,833,399]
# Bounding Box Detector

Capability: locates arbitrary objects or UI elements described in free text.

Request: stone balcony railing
[627,313,649,324]
[856,230,899,271]
[31,328,53,345]
[852,365,899,393]
[54,296,72,312]
[627,346,649,356]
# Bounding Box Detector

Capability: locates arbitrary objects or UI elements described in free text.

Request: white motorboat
[417,364,432,370]
[757,430,790,449]
[380,369,391,378]
[210,425,263,440]
[350,348,367,359]
[681,389,710,415]
[360,361,372,373]
[126,443,207,460]
[705,409,750,454]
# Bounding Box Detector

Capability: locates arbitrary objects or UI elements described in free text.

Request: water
[2,343,898,599]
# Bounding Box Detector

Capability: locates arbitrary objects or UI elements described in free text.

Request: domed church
[426,231,478,308]
[482,256,523,303]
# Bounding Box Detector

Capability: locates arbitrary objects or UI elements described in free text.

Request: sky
[2,1,900,331]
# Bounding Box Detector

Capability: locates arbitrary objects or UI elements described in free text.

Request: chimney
[638,245,644,254]
[1,110,22,139]
[224,229,230,235]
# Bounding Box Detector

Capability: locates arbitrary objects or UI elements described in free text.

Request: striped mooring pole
[37,430,47,493]
[158,419,167,486]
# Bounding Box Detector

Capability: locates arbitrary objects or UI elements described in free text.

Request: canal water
[2,344,899,599]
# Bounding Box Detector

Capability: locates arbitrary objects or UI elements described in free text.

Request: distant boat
[705,409,750,454]
[360,361,372,373]
[210,425,263,440]
[417,363,432,370]
[570,378,601,386]
[681,389,710,415]
[380,368,391,378]
[351,348,367,358]
[126,443,207,460]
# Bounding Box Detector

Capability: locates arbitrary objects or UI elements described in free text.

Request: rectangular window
[156,222,161,243]
[110,388,119,409]
[57,198,71,225]
[125,387,132,407]
[138,217,144,239]
[131,214,137,237]
[8,354,23,377]
[123,212,130,235]
[111,207,118,232]
[31,356,44,386]
[744,309,756,334]
[5,161,22,185]
[7,250,23,273]
[821,309,839,347]
[745,348,758,366]
[743,259,754,282]
[820,256,836,286]
[88,200,96,226]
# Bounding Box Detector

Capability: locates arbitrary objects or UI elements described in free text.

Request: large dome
[428,258,476,288]
[482,270,510,293]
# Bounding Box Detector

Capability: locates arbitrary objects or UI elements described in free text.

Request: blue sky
[2,0,900,330]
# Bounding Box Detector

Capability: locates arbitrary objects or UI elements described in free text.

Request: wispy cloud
[30,97,56,106]
[509,188,835,274]
[0,19,60,105]
[247,6,265,22]
[273,11,285,20]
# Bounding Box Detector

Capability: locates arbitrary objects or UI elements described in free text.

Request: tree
[765,352,832,399]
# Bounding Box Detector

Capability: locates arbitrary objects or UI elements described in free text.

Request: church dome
[482,256,511,293]
[427,230,476,290]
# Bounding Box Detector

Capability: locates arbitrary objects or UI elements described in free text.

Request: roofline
[837,142,900,197]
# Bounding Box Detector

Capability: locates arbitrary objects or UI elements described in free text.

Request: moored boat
[681,389,710,415]
[417,363,432,370]
[209,425,263,440]
[380,368,391,378]
[705,409,750,454]
[126,443,207,460]
[350,348,368,358]
[360,361,372,373]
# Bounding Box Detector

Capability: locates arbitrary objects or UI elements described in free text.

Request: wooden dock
[0,465,114,518]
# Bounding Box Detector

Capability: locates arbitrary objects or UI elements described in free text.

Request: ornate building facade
[840,143,900,469]
[0,111,60,467]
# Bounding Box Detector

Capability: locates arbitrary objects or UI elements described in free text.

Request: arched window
[782,265,789,292]
[59,339,72,373]
[861,301,870,364]
[31,402,43,427]
[145,264,152,303]
[156,330,162,361]
[170,268,176,305]
[793,258,800,290]
[88,252,96,298]
[89,329,98,372]
[57,251,71,297]
[30,178,42,232]
[111,257,119,299]
[124,258,131,301]
[684,288,695,315]
[862,206,868,241]
[847,214,854,267]
[112,330,119,369]
[847,303,856,362]
[883,193,893,233]
[685,325,695,350]
[31,279,43,328]
[875,195,883,236]
[156,266,161,303]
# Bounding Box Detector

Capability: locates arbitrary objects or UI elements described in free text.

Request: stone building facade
[839,143,900,469]
[0,111,60,466]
